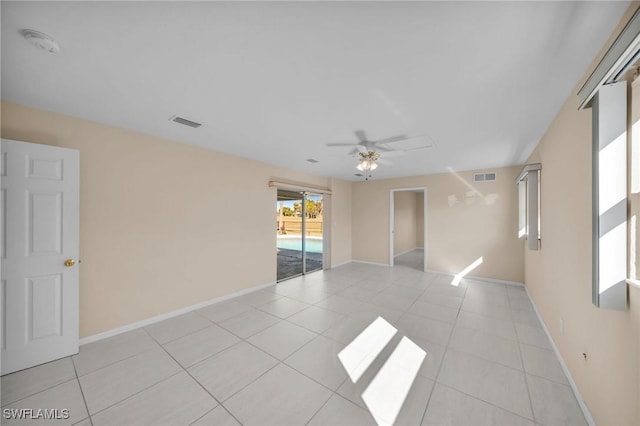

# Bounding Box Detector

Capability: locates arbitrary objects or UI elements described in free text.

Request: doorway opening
[389,188,427,272]
[276,190,324,281]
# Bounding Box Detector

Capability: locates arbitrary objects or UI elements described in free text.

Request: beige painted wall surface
[416,192,424,248]
[393,191,417,256]
[523,4,640,424]
[1,101,351,337]
[330,177,353,266]
[352,166,524,283]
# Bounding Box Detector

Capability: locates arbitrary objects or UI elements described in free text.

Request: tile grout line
[514,288,591,422]
[90,335,185,417]
[518,341,572,381]
[447,328,533,372]
[434,381,540,424]
[181,305,350,404]
[225,266,420,424]
[280,334,350,394]
[187,406,218,426]
[418,274,467,426]
[239,335,342,396]
[88,369,185,420]
[149,313,217,345]
[510,291,538,424]
[423,280,544,423]
[74,340,165,379]
[0,376,78,409]
[80,327,217,421]
[70,357,93,426]
[188,316,336,414]
[7,259,564,426]
[216,315,284,341]
[144,329,247,426]
[217,361,282,407]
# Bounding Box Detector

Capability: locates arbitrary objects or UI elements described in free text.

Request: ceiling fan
[327,130,432,157]
[328,130,433,180]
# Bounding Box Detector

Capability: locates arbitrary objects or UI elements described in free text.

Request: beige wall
[330,177,353,266]
[1,101,352,338]
[352,166,524,283]
[416,192,424,248]
[523,4,640,424]
[393,191,417,256]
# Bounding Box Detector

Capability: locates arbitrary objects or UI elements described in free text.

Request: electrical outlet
[560,318,564,335]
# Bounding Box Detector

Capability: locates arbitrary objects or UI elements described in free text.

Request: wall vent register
[169,115,202,128]
[473,172,496,182]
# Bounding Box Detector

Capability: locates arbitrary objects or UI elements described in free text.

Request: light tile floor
[1,250,587,426]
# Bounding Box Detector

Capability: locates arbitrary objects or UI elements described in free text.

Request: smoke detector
[20,29,60,54]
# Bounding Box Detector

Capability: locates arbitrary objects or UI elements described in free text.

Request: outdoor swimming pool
[277,236,323,253]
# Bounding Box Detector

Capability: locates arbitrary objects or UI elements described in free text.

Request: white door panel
[1,139,79,375]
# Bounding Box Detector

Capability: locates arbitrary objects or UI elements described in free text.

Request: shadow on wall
[447,167,499,207]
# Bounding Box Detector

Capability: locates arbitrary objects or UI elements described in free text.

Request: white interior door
[1,139,80,375]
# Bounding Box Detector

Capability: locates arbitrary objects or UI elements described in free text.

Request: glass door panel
[304,193,323,273]
[277,190,304,281]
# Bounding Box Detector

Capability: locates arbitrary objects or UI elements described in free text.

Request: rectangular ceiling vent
[169,115,202,128]
[306,158,319,163]
[474,172,496,182]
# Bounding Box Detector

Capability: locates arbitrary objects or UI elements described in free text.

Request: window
[578,7,640,309]
[517,164,541,250]
[592,81,628,310]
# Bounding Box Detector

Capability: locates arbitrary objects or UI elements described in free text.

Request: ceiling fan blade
[375,144,396,152]
[356,145,368,153]
[405,144,433,151]
[381,150,406,158]
[327,142,358,147]
[374,134,409,145]
[354,129,368,143]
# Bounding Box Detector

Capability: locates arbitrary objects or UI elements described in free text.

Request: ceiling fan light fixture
[356,150,380,171]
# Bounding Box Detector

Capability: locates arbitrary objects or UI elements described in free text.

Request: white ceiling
[1,1,629,181]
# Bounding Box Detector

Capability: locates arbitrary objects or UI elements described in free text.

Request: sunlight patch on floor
[338,316,427,425]
[451,256,483,286]
[362,336,426,426]
[338,317,397,383]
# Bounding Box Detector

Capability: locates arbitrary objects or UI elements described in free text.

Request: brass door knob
[64,259,76,267]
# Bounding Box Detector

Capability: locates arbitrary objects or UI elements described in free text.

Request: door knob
[64,259,76,267]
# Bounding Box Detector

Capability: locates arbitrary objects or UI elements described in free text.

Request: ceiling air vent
[306,158,319,163]
[169,115,202,128]
[474,172,496,182]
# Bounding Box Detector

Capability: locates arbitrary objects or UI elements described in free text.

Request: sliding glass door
[304,193,323,274]
[276,190,323,281]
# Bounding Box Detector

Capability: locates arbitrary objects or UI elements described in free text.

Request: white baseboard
[524,287,596,426]
[426,269,524,287]
[330,260,353,268]
[466,275,524,287]
[79,281,276,346]
[352,259,391,267]
[394,248,419,257]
